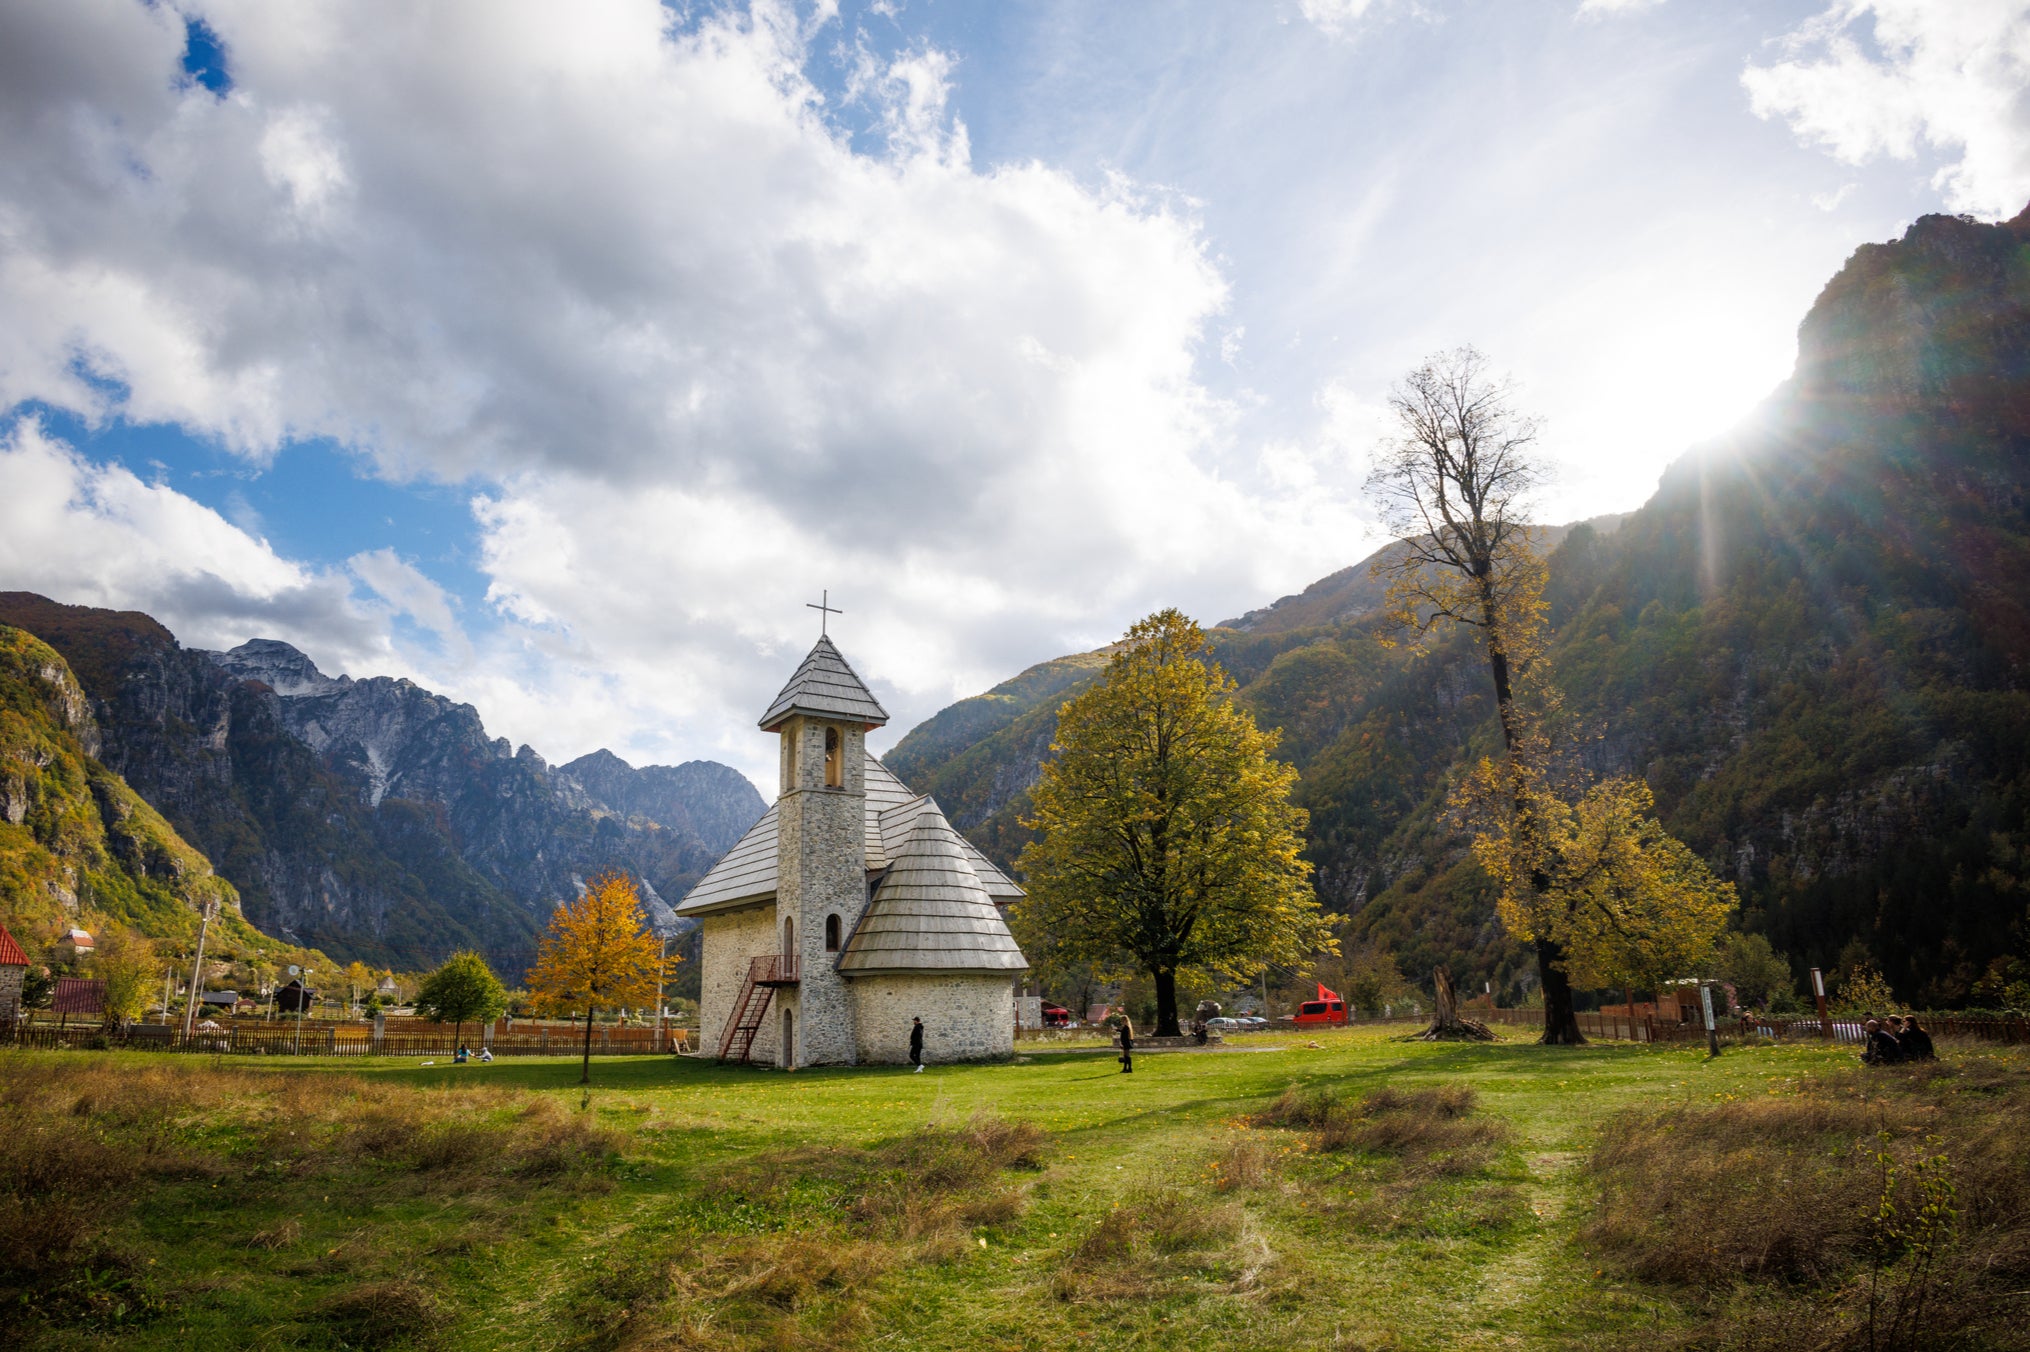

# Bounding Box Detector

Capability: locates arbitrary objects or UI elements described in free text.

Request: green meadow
[7,1027,2026,1351]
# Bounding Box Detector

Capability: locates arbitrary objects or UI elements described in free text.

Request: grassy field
[5,1027,2026,1351]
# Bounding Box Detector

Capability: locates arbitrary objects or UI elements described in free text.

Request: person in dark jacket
[1861,1019,1902,1065]
[1117,1017,1134,1074]
[1897,1016,1936,1060]
[909,1017,924,1072]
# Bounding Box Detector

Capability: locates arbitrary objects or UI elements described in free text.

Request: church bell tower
[756,633,888,1067]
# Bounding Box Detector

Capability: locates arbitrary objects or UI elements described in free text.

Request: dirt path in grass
[1454,1144,1584,1345]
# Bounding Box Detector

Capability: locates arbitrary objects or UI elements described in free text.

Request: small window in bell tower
[824,726,842,788]
[825,913,841,952]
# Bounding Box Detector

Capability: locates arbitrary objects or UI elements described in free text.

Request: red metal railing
[750,954,800,986]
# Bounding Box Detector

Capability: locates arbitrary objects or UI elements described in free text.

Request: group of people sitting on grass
[1861,1015,1935,1065]
[451,1044,493,1064]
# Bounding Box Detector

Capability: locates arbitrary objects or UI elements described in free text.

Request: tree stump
[1417,967,1495,1042]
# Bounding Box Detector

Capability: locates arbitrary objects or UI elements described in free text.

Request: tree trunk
[1419,966,1494,1041]
[453,1019,463,1053]
[1536,938,1585,1044]
[580,1006,595,1084]
[1153,968,1181,1038]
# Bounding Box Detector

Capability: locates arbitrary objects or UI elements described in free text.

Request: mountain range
[887,206,2030,1008]
[0,594,764,971]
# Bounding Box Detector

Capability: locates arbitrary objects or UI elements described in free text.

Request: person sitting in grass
[1861,1019,1901,1066]
[478,1046,494,1063]
[1896,1016,1936,1060]
[454,1044,471,1064]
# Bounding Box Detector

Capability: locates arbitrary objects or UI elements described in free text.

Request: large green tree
[1015,610,1333,1036]
[413,950,509,1050]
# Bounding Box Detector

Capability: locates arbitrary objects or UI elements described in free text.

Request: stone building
[0,923,28,1026]
[678,635,1028,1067]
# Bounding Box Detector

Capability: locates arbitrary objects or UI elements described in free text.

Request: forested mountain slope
[886,207,2030,1006]
[0,625,308,965]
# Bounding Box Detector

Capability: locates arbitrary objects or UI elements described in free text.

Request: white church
[677,634,1029,1067]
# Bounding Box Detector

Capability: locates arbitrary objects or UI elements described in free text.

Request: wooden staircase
[716,954,800,1063]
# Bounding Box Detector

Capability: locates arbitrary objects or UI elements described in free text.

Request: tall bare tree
[1366,346,1585,1044]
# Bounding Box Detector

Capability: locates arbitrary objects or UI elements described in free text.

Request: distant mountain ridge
[0,594,765,969]
[887,206,2030,1007]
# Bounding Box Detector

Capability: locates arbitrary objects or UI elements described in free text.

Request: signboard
[1810,967,1825,998]
[1015,996,1042,1030]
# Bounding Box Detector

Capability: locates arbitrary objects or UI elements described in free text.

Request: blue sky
[1,0,2025,788]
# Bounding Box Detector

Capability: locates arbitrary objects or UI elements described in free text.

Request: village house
[676,633,1028,1067]
[0,923,28,1025]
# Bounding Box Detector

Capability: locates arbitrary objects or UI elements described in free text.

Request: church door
[780,1008,794,1069]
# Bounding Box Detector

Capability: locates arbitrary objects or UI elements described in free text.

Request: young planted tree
[1365,346,1588,1042]
[526,872,666,1084]
[1015,610,1334,1037]
[91,926,159,1025]
[414,951,509,1049]
[342,960,375,1016]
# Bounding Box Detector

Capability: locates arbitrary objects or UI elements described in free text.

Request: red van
[1292,998,1347,1025]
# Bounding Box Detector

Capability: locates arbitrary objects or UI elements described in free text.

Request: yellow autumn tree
[1464,770,1735,1010]
[526,872,668,1084]
[1016,609,1333,1036]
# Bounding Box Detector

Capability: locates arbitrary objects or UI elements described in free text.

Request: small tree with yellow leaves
[526,872,668,1084]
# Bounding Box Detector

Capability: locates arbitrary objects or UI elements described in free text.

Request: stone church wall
[851,974,1015,1064]
[698,904,780,1063]
[0,964,23,1028]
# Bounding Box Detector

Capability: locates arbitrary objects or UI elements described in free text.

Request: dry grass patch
[1584,1056,2030,1351]
[575,1113,1046,1350]
[1050,1193,1250,1302]
[0,1055,625,1336]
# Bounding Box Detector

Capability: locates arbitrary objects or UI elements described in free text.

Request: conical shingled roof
[758,635,889,730]
[837,800,1027,976]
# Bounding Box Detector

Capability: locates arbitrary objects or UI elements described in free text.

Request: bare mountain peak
[206,638,348,696]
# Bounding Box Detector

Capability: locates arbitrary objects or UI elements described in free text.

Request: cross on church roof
[806,590,842,636]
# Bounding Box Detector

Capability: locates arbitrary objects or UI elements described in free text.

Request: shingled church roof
[757,635,889,731]
[676,753,1022,914]
[836,801,1028,976]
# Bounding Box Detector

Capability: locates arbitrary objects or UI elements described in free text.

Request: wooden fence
[1478,1007,2030,1046]
[1,1020,698,1057]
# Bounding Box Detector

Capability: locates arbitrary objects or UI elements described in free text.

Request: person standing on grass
[1117,1016,1134,1074]
[910,1016,925,1072]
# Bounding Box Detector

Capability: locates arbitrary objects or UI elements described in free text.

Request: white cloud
[1296,0,1388,41]
[1576,0,1666,19]
[1744,0,2030,221]
[347,548,466,656]
[0,0,1369,781]
[0,418,385,663]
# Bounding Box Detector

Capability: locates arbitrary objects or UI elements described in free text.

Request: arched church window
[825,913,841,952]
[824,726,842,788]
[782,916,795,955]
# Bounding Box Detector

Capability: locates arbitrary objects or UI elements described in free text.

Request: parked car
[1206,1016,1242,1032]
[1041,1003,1072,1027]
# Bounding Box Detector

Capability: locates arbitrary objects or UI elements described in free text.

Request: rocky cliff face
[0,623,242,948]
[0,596,765,970]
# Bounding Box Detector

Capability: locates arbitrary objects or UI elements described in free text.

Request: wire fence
[1477,1006,2030,1046]
[1,1019,698,1057]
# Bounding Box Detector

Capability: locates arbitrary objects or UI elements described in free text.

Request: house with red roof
[0,923,27,1026]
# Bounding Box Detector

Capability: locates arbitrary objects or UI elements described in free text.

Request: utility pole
[181,899,219,1042]
[653,933,668,1053]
